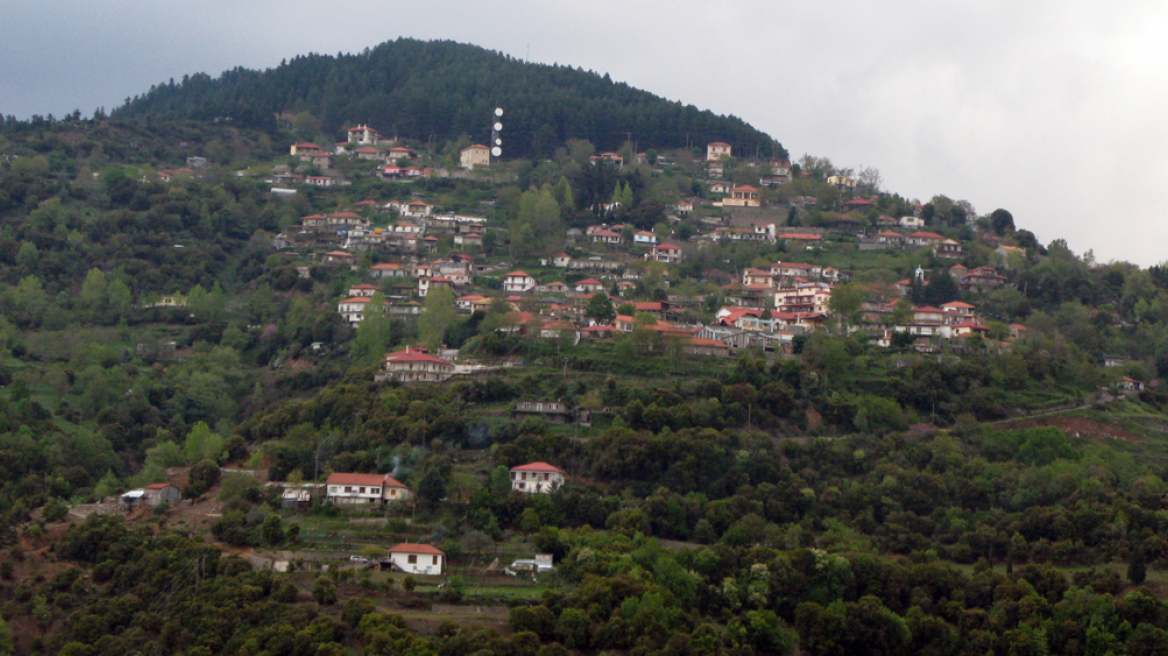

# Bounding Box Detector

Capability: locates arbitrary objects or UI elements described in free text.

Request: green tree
[1129,550,1148,585]
[418,286,457,351]
[586,293,616,324]
[262,513,284,546]
[185,421,225,464]
[0,616,12,656]
[106,279,133,324]
[990,208,1015,235]
[312,576,338,605]
[828,282,866,333]
[15,241,39,273]
[186,459,221,498]
[80,268,108,320]
[352,292,396,364]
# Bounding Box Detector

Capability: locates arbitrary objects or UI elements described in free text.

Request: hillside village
[179,127,1074,388]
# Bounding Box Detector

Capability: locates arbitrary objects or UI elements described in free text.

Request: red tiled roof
[688,338,730,348]
[327,473,388,487]
[389,543,444,555]
[511,461,567,473]
[387,353,453,366]
[144,483,174,489]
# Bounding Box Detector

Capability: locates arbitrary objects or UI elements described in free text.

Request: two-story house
[326,473,410,506]
[502,271,536,293]
[510,462,567,494]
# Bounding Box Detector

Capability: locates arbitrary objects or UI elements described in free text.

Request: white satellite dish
[493,122,503,132]
[491,146,502,157]
[494,107,504,117]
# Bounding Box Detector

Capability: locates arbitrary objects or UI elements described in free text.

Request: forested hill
[111,37,781,158]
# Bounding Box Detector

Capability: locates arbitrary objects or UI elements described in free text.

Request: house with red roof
[573,279,605,294]
[383,349,455,383]
[338,297,373,324]
[906,232,946,248]
[418,275,452,298]
[941,301,976,320]
[370,262,406,279]
[590,229,623,245]
[290,142,322,157]
[322,250,355,265]
[723,185,761,208]
[460,144,491,170]
[634,230,658,246]
[325,472,410,506]
[951,321,991,338]
[503,271,536,293]
[510,462,567,494]
[743,268,775,287]
[387,146,417,160]
[120,482,181,507]
[347,124,382,145]
[647,243,683,264]
[387,543,444,575]
[936,238,963,259]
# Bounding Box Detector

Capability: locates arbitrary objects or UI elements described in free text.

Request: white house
[326,473,411,506]
[383,350,455,383]
[510,462,567,494]
[387,543,445,575]
[337,297,372,324]
[502,271,536,293]
[706,142,732,161]
[633,231,658,246]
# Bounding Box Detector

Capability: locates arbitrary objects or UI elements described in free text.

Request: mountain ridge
[112,37,784,159]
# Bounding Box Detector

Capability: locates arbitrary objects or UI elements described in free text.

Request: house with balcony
[326,472,410,506]
[510,462,567,494]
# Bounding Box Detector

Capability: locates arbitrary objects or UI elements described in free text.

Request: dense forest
[111,38,781,160]
[4,48,1168,656]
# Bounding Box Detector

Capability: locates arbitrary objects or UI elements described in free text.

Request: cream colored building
[460,144,491,169]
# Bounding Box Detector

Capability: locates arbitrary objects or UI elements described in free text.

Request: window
[344,486,353,493]
[432,555,439,565]
[359,487,366,493]
[372,488,379,495]
[408,555,417,564]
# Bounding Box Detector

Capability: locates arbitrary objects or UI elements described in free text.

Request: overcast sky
[4,1,1166,265]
